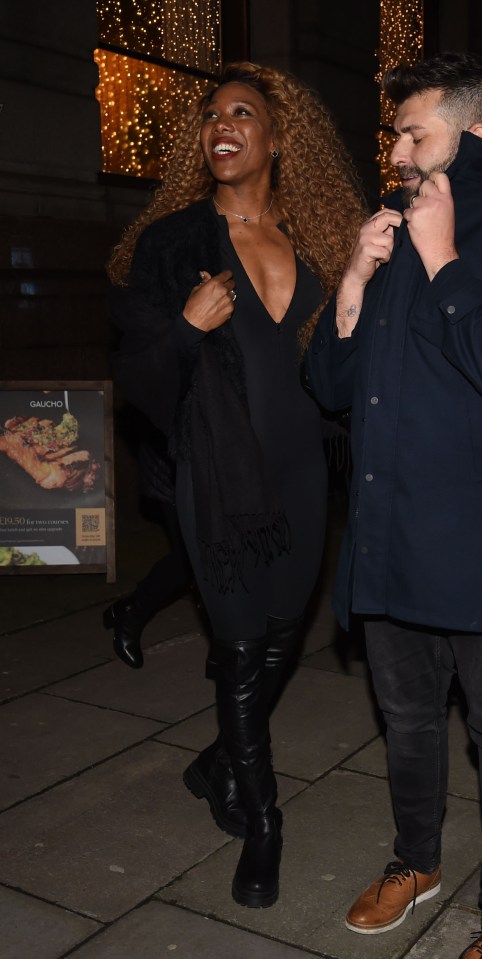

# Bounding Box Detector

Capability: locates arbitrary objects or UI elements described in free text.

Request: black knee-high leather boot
[182,617,303,844]
[214,637,283,908]
[264,615,304,711]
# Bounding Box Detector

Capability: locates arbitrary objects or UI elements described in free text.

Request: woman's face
[200,81,275,186]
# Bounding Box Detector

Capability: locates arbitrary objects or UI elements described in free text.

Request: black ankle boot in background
[103,596,145,669]
[183,738,247,838]
[232,806,283,908]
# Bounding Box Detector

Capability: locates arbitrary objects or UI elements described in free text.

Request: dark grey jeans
[365,617,482,905]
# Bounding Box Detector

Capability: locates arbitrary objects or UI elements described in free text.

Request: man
[307,52,482,959]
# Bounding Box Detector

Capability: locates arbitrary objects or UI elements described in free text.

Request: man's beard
[398,136,460,208]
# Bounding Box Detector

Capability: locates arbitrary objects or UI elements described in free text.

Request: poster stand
[0,381,115,581]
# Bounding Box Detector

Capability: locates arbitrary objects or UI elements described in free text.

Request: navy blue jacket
[307,131,482,632]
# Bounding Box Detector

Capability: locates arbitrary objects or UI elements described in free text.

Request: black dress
[176,212,328,640]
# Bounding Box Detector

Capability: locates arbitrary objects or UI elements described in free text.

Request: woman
[109,61,365,908]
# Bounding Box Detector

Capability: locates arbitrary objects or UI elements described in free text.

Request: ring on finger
[230,289,237,302]
[409,193,418,208]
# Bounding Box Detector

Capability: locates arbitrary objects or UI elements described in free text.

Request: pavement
[1,434,481,959]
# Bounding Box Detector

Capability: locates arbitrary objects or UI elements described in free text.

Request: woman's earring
[271,150,279,158]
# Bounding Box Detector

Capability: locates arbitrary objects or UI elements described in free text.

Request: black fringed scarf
[190,324,291,593]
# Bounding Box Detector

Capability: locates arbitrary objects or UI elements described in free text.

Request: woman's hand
[183,270,236,331]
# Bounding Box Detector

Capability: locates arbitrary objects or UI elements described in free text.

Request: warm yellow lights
[378,0,424,195]
[95,1,220,177]
[97,0,220,73]
[94,49,210,177]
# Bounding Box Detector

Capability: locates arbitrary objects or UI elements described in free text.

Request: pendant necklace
[213,195,273,223]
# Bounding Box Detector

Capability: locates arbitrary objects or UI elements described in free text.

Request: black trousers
[365,617,482,906]
[133,502,192,619]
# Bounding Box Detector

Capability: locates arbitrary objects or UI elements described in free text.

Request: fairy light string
[94,1,221,177]
[378,0,424,195]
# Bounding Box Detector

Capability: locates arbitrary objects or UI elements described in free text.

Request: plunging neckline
[216,211,298,327]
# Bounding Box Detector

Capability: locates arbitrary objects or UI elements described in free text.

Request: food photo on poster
[0,387,110,571]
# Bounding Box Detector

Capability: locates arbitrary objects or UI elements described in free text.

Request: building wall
[1,0,476,383]
[0,0,150,381]
[424,0,482,56]
[250,0,381,206]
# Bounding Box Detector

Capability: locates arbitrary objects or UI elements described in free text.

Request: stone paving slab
[453,869,481,911]
[44,631,214,723]
[0,741,233,922]
[405,905,481,958]
[343,705,479,801]
[0,692,164,809]
[268,665,380,781]
[155,701,220,751]
[0,885,100,959]
[157,767,482,959]
[0,609,113,703]
[304,643,371,682]
[0,583,67,637]
[69,900,316,959]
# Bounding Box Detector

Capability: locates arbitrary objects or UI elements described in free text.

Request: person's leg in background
[103,501,192,668]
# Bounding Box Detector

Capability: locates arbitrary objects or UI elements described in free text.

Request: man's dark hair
[382,51,482,130]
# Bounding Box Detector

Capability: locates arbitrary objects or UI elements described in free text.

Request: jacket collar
[445,129,482,183]
[382,130,482,209]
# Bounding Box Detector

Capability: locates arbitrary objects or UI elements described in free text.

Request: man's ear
[468,122,482,139]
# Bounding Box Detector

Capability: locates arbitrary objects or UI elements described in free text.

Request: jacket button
[361,546,369,554]
[365,473,373,482]
[447,305,456,315]
[379,318,387,326]
[370,396,379,405]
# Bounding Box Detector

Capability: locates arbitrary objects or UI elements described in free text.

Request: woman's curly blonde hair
[108,61,367,348]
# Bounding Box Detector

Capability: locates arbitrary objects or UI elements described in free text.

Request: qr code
[81,514,100,533]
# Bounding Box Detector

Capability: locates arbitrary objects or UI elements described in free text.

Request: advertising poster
[0,382,115,579]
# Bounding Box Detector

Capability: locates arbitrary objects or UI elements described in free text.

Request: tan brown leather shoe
[459,932,482,958]
[345,861,441,934]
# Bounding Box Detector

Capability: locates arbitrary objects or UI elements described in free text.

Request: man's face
[390,88,461,206]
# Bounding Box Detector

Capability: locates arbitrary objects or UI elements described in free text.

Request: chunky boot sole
[231,813,283,909]
[231,876,279,908]
[183,762,247,839]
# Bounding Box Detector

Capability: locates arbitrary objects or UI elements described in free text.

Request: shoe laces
[466,931,482,955]
[377,861,418,915]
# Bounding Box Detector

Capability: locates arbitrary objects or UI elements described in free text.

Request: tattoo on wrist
[346,304,357,317]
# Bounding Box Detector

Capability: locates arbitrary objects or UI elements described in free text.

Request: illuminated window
[95,1,221,178]
[378,0,424,195]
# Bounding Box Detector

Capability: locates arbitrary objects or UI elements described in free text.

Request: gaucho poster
[0,383,115,578]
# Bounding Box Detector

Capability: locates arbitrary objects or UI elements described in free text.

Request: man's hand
[336,208,402,337]
[403,172,459,281]
[183,270,236,331]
